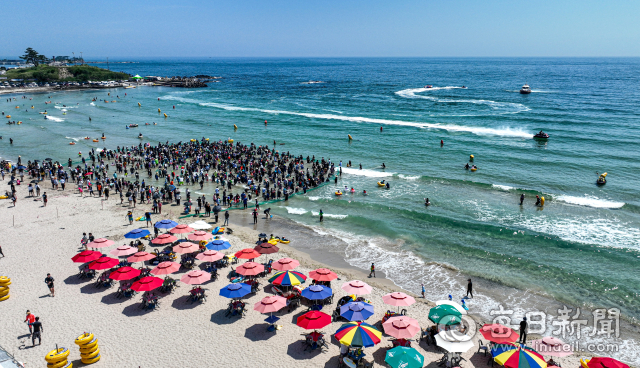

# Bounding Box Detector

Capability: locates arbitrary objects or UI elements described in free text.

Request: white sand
[0,181,586,367]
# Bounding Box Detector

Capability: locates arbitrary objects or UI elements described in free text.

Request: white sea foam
[340,167,394,178]
[492,184,515,191]
[90,102,95,106]
[65,136,81,142]
[395,87,531,116]
[398,174,421,181]
[54,105,77,109]
[162,96,533,138]
[46,116,64,122]
[310,211,347,219]
[556,195,625,209]
[307,196,321,201]
[284,207,308,215]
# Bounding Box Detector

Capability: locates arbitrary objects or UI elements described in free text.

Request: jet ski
[596,172,607,186]
[533,131,549,139]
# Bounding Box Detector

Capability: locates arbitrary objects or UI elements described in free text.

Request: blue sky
[3,0,640,58]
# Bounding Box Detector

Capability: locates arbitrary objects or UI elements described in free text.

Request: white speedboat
[520,84,531,94]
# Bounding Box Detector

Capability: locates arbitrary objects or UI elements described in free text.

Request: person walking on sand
[127,211,133,225]
[0,245,4,257]
[81,233,88,250]
[466,278,473,298]
[252,209,258,224]
[45,273,55,297]
[519,317,528,344]
[369,263,376,278]
[31,317,42,346]
[145,211,151,227]
[25,310,35,334]
[42,192,48,207]
[223,210,229,226]
[421,283,426,298]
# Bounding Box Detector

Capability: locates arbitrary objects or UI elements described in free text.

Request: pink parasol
[254,295,287,314]
[272,258,300,271]
[131,276,164,292]
[341,280,372,295]
[309,268,338,282]
[109,266,141,280]
[187,230,212,241]
[150,261,180,275]
[172,242,200,254]
[382,316,421,339]
[110,245,137,257]
[196,250,224,262]
[127,251,156,263]
[382,292,416,307]
[236,262,265,276]
[88,256,119,270]
[87,238,114,248]
[151,234,178,244]
[170,224,194,234]
[180,270,211,285]
[71,250,102,263]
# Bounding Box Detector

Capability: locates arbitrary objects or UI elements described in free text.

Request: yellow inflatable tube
[377,182,385,187]
[81,353,101,364]
[75,332,95,345]
[45,347,70,363]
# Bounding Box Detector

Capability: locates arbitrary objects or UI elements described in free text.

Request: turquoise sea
[2,58,639,361]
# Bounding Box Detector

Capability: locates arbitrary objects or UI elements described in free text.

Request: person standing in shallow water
[319,209,323,222]
[466,278,473,298]
[369,263,375,278]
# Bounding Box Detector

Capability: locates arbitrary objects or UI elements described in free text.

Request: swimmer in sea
[425,198,430,206]
[382,163,386,169]
[465,163,470,169]
[363,190,367,195]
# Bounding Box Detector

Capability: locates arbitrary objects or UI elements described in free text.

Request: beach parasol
[235,248,261,260]
[435,330,474,353]
[170,224,194,234]
[125,228,150,239]
[206,239,231,251]
[150,261,180,275]
[109,266,141,280]
[341,302,375,321]
[492,343,547,368]
[309,268,338,282]
[172,242,199,254]
[155,219,178,229]
[188,230,212,241]
[584,358,629,368]
[301,285,332,301]
[385,347,425,368]
[188,220,212,230]
[87,238,114,248]
[334,321,382,348]
[151,233,177,244]
[269,271,307,286]
[254,242,279,254]
[480,323,520,344]
[429,304,462,325]
[110,245,137,257]
[132,75,143,79]
[383,316,421,339]
[272,257,299,271]
[254,295,287,314]
[529,337,573,357]
[180,270,211,285]
[130,276,163,292]
[196,250,224,262]
[71,250,102,263]
[219,283,251,299]
[297,311,332,330]
[383,292,416,310]
[127,251,156,265]
[236,262,265,276]
[89,256,119,270]
[341,280,372,295]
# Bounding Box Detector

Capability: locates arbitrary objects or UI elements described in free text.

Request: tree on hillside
[19,47,48,66]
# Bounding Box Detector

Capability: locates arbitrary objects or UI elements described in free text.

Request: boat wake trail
[395,86,531,114]
[163,95,533,139]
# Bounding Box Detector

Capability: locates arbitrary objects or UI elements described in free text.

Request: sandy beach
[0,174,589,368]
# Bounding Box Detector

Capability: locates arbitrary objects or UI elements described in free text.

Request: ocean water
[2,58,640,360]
